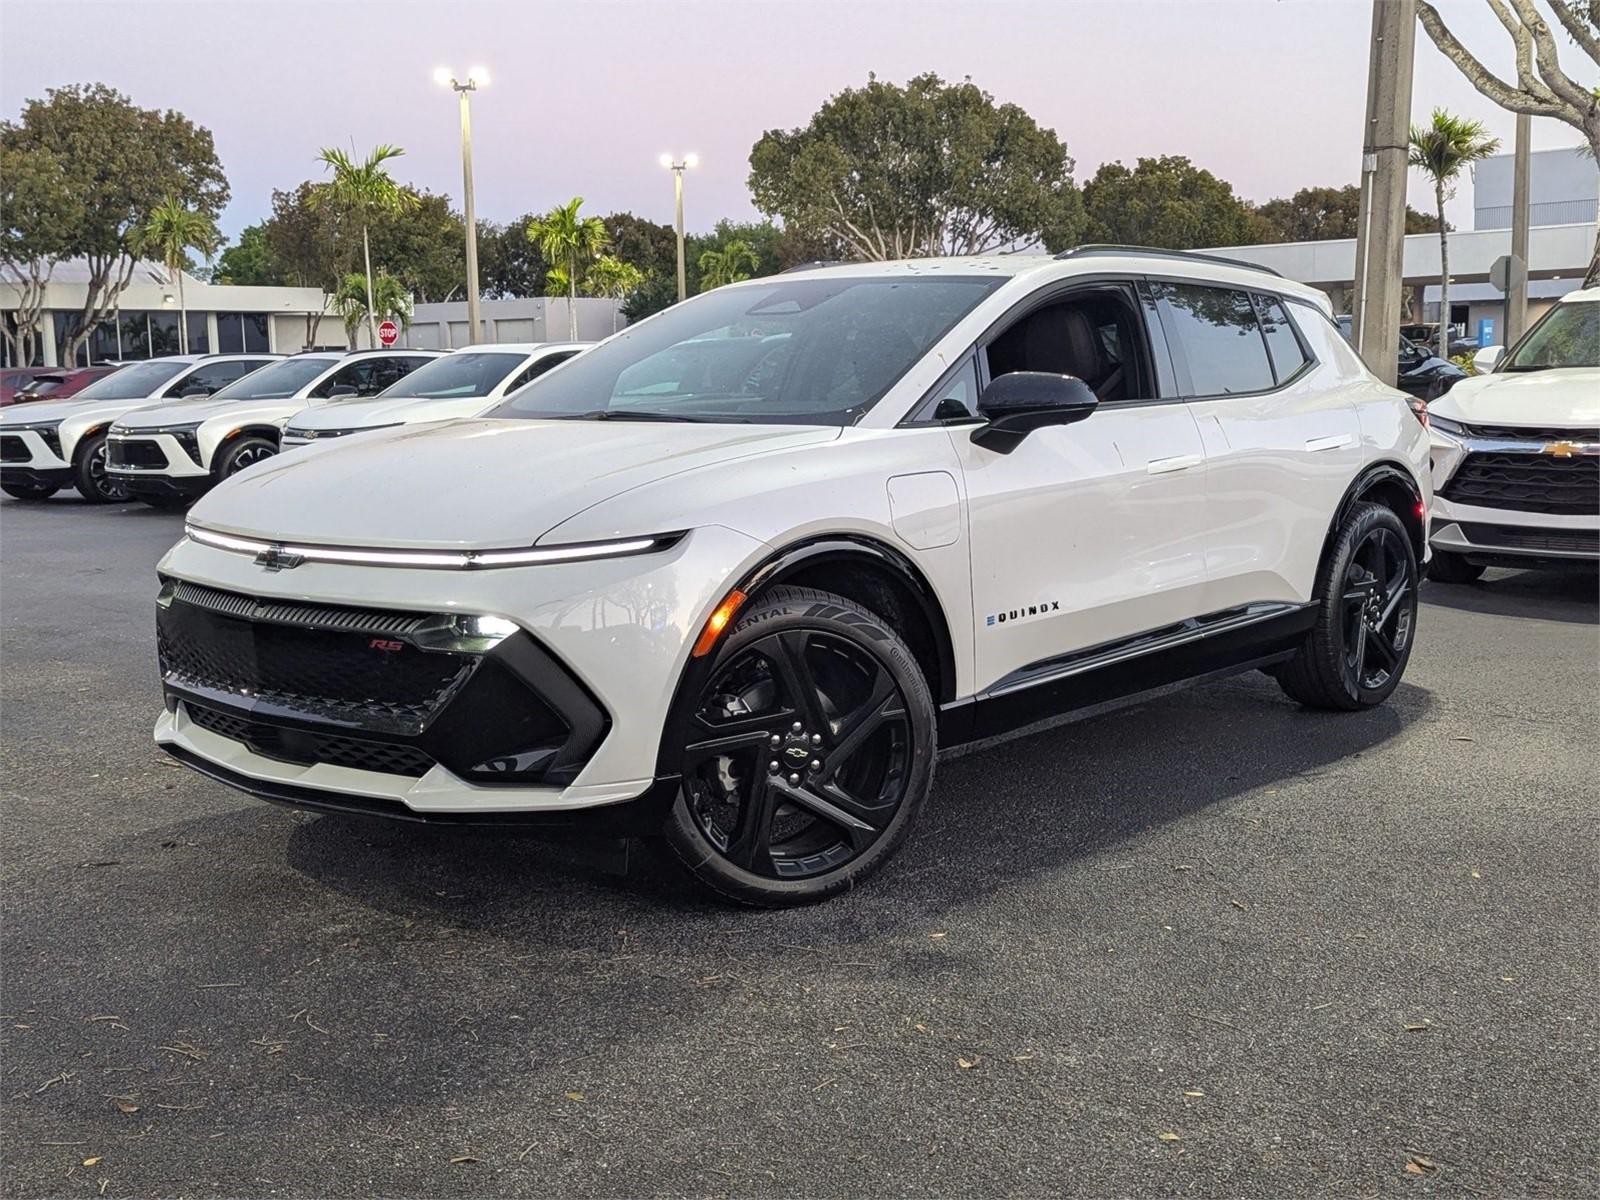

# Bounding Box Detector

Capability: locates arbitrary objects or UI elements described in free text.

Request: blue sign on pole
[1477,317,1496,348]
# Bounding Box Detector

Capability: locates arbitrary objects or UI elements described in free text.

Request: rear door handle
[1305,434,1353,453]
[1146,453,1204,475]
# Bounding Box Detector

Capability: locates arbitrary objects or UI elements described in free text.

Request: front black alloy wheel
[217,436,277,478]
[662,585,936,905]
[73,432,128,503]
[1278,501,1419,710]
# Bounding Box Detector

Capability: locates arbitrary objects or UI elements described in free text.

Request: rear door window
[1154,283,1276,396]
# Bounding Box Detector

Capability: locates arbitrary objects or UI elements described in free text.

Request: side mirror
[325,384,359,399]
[179,386,211,398]
[1472,345,1504,374]
[970,371,1097,453]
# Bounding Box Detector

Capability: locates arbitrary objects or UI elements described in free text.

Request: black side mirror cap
[970,371,1098,454]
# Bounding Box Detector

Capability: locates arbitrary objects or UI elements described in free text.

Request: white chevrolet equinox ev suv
[153,249,1432,905]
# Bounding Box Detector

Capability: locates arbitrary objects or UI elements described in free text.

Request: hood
[116,396,300,430]
[1432,367,1600,428]
[0,395,143,428]
[189,418,840,549]
[290,395,495,430]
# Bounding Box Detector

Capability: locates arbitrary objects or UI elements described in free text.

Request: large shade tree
[1416,0,1600,285]
[0,143,80,366]
[314,144,416,347]
[1081,156,1265,249]
[748,73,1085,259]
[1409,110,1501,358]
[132,195,221,354]
[1255,184,1445,242]
[527,198,609,339]
[1,84,228,365]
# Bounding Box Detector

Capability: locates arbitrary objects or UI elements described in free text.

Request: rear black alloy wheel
[1278,501,1419,710]
[218,436,277,478]
[1,482,59,501]
[663,586,935,905]
[73,432,128,503]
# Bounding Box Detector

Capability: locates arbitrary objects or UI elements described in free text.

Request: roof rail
[1054,244,1284,279]
[779,260,845,274]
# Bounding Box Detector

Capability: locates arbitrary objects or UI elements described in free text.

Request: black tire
[1426,550,1485,584]
[1,482,59,501]
[661,585,936,906]
[72,432,128,503]
[215,436,277,479]
[1277,502,1419,711]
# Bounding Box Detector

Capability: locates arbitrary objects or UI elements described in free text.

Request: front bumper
[153,524,768,819]
[107,431,208,478]
[0,428,71,480]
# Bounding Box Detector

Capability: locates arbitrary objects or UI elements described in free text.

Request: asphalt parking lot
[2,496,1596,1199]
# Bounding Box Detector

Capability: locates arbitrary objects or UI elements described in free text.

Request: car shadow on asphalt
[1422,568,1598,625]
[276,673,1429,942]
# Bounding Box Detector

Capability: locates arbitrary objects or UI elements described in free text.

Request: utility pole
[1506,112,1531,346]
[435,67,489,342]
[1351,0,1417,387]
[660,154,698,303]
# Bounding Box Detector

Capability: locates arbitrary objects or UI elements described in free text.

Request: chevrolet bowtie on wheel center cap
[663,586,936,905]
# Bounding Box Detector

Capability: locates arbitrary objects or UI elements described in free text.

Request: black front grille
[1460,422,1600,443]
[0,434,27,463]
[1456,522,1599,555]
[108,438,168,469]
[1441,452,1598,516]
[187,703,436,777]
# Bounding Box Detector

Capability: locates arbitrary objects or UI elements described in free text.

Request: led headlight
[1429,414,1467,439]
[411,613,522,653]
[183,523,682,570]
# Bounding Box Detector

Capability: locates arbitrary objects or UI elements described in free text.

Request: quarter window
[1156,283,1275,396]
[1255,295,1310,384]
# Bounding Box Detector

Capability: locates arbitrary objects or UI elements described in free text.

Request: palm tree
[133,196,221,355]
[527,198,609,340]
[1408,110,1500,360]
[315,144,416,348]
[587,255,645,334]
[332,272,413,349]
[698,240,760,292]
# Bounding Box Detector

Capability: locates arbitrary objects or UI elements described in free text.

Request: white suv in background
[0,354,278,503]
[154,250,1430,906]
[106,350,441,507]
[1426,286,1599,581]
[280,343,589,449]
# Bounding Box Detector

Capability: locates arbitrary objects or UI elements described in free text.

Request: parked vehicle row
[149,248,1438,905]
[2,365,122,406]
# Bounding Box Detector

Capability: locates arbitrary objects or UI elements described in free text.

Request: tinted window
[312,356,426,398]
[493,276,1003,425]
[1158,283,1275,396]
[1255,295,1310,383]
[208,357,339,401]
[71,359,187,400]
[367,352,528,401]
[506,351,578,394]
[167,359,272,397]
[1502,299,1600,370]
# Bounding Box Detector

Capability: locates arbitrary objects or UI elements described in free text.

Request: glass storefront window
[148,311,181,356]
[186,312,210,354]
[120,311,151,360]
[244,313,270,352]
[216,312,242,353]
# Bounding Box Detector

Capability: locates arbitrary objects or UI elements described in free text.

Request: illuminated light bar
[185,523,677,570]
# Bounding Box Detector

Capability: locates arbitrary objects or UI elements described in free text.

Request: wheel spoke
[771,777,879,852]
[826,668,902,771]
[690,708,787,744]
[1378,580,1409,627]
[682,727,774,765]
[768,632,831,732]
[1367,627,1399,670]
[1349,616,1368,678]
[723,781,780,873]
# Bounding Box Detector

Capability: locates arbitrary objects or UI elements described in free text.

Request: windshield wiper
[575,409,712,422]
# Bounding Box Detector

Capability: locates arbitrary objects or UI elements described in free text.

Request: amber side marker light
[692,590,748,658]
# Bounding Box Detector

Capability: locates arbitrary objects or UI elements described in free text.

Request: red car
[1,367,54,406]
[7,366,121,406]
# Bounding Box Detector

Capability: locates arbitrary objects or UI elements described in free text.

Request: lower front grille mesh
[186,703,436,777]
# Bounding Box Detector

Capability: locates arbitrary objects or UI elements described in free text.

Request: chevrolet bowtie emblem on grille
[1542,440,1589,458]
[254,545,305,572]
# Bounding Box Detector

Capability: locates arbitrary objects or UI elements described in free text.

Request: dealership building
[1213,146,1598,346]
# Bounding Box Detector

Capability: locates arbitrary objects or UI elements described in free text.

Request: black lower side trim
[120,473,213,500]
[0,465,72,488]
[939,605,1316,747]
[161,740,683,833]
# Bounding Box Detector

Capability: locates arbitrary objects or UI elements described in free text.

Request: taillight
[1406,396,1429,428]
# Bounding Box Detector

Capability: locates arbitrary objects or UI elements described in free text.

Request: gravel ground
[2,496,1596,1199]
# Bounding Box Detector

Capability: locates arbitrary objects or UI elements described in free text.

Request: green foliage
[1255,184,1445,242]
[366,190,465,303]
[263,182,342,289]
[1,83,229,362]
[133,195,221,277]
[526,197,609,296]
[1081,155,1262,249]
[333,272,412,346]
[748,72,1085,258]
[211,224,282,285]
[698,239,760,291]
[1408,110,1501,193]
[587,255,645,303]
[314,144,415,231]
[477,216,548,299]
[0,142,83,363]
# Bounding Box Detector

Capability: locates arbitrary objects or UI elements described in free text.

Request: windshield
[359,352,525,401]
[491,275,1004,425]
[70,360,186,400]
[1501,299,1600,371]
[208,356,338,400]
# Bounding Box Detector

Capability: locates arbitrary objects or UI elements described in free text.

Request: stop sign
[377,319,399,346]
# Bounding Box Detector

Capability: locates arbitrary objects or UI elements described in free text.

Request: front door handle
[1146,453,1204,475]
[1305,434,1353,453]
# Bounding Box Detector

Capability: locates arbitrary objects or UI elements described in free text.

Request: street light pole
[436,67,489,342]
[660,154,698,302]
